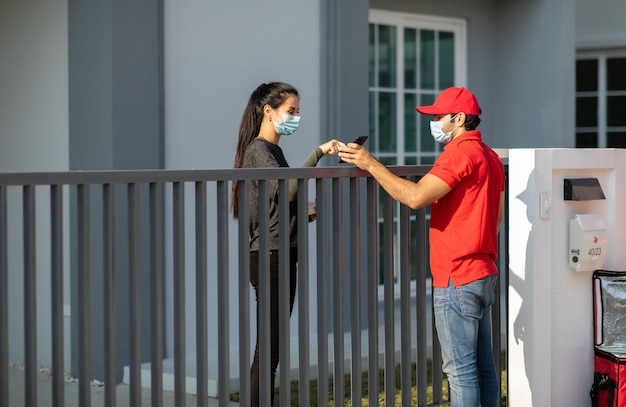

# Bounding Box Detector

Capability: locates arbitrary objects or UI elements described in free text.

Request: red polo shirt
[427,130,505,288]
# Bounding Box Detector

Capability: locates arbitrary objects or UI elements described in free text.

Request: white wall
[508,148,626,407]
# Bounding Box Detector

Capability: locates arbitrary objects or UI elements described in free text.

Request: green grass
[231,354,507,406]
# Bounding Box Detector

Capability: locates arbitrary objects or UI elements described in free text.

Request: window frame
[369,9,467,164]
[576,49,626,148]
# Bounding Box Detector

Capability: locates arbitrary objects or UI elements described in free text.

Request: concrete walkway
[7,365,240,407]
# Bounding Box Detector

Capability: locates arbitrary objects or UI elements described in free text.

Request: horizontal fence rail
[0,165,508,407]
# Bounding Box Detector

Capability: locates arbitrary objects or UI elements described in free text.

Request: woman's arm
[288,140,342,201]
[288,147,325,201]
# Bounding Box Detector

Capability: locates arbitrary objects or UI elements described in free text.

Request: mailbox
[569,214,607,272]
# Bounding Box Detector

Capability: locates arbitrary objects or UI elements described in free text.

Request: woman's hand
[319,139,346,156]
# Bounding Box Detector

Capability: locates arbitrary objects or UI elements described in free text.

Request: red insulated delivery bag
[591,270,626,407]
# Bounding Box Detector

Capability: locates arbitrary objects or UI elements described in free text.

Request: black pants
[249,248,298,407]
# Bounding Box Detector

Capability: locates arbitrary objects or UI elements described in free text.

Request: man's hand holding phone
[338,136,368,163]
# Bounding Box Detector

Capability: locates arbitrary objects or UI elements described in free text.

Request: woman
[231,82,342,406]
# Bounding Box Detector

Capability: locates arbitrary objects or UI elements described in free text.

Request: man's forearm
[365,159,423,209]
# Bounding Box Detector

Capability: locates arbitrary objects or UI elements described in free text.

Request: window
[369,10,467,285]
[576,52,626,148]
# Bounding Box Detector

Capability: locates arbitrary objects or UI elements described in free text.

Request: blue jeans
[433,275,500,407]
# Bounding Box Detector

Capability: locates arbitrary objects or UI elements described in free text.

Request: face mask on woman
[273,112,301,136]
[430,114,458,144]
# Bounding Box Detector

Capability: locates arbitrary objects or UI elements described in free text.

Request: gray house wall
[0,0,69,172]
[491,0,576,149]
[68,0,165,382]
[68,0,164,172]
[576,0,626,49]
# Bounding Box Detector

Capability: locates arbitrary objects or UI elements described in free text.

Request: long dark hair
[231,82,299,218]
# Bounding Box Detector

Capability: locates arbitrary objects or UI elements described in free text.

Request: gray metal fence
[0,165,508,407]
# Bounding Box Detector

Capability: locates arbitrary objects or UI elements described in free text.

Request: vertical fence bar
[296,178,310,407]
[399,202,411,407]
[257,180,270,407]
[154,3,166,400]
[366,178,379,407]
[278,178,290,407]
[332,177,344,405]
[173,182,186,407]
[216,180,230,407]
[237,180,251,407]
[77,184,91,407]
[23,185,37,407]
[414,208,429,406]
[0,185,7,407]
[316,178,329,407]
[103,184,117,407]
[501,169,510,397]
[382,193,395,405]
[51,185,64,407]
[150,182,164,407]
[492,272,502,396]
[432,320,444,403]
[128,183,142,407]
[196,181,208,407]
[491,170,507,397]
[349,177,362,407]
[195,181,204,407]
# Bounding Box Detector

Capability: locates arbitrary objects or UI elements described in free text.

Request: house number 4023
[588,247,602,256]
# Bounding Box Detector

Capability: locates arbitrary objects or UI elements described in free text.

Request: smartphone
[339,136,368,163]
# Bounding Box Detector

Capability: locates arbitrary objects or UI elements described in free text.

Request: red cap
[415,87,481,116]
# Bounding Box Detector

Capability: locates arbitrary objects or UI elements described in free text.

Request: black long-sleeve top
[242,137,324,251]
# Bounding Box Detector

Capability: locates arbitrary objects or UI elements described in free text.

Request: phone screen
[353,136,368,145]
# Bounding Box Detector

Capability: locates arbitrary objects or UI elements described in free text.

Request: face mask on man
[430,114,458,144]
[273,112,301,136]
